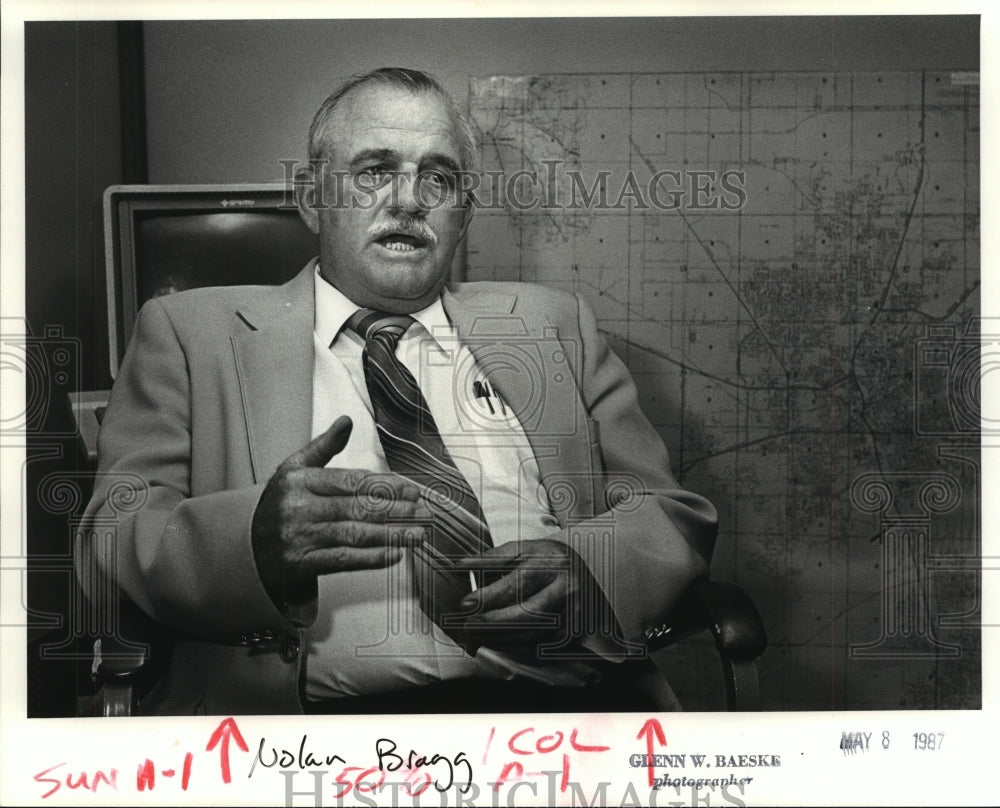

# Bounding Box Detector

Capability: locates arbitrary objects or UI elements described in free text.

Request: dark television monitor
[103,183,319,378]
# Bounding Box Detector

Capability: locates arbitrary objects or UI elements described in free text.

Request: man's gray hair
[307,67,478,171]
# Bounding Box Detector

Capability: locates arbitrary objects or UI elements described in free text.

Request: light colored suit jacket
[76,262,717,714]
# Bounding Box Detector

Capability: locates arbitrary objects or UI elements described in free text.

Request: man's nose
[387,171,427,216]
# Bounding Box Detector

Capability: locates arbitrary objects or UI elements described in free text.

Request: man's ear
[295,161,322,235]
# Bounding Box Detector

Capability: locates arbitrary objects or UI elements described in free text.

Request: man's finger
[302,545,407,574]
[456,603,562,653]
[305,520,428,550]
[472,586,564,626]
[459,567,522,613]
[284,415,353,468]
[457,586,566,653]
[454,542,521,567]
[460,559,567,611]
[300,468,423,501]
[299,495,432,525]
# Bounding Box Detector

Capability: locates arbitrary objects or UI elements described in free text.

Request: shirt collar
[313,265,455,350]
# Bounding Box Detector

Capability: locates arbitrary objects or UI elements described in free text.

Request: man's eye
[356,167,390,188]
[418,171,455,194]
[423,171,452,187]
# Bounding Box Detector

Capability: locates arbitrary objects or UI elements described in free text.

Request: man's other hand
[452,539,590,656]
[251,415,429,604]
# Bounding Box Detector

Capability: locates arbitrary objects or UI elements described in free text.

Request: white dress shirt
[304,268,563,698]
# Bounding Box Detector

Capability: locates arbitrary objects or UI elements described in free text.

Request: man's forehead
[329,84,459,157]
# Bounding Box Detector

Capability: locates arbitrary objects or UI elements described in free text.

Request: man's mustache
[367,218,438,247]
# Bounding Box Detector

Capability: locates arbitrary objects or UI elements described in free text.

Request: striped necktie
[347,308,494,633]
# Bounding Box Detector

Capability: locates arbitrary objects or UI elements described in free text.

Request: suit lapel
[231,263,316,483]
[227,275,597,518]
[443,286,594,525]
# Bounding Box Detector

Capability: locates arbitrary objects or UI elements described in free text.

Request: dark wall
[26,22,122,393]
[142,16,979,184]
[25,21,122,715]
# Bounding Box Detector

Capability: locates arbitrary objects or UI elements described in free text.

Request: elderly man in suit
[76,67,717,715]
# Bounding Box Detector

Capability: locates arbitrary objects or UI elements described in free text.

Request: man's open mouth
[376,233,428,252]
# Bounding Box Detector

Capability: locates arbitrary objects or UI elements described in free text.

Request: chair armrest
[86,599,157,717]
[91,635,148,716]
[646,580,768,710]
[647,579,767,658]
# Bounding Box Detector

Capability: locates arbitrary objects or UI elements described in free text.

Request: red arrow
[206,717,249,784]
[636,718,667,787]
[181,751,193,790]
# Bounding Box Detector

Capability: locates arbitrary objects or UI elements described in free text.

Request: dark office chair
[83,577,766,716]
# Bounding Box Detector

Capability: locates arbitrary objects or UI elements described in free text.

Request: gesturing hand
[451,539,591,657]
[251,415,429,605]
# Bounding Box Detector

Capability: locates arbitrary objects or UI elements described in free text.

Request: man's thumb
[287,415,353,467]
